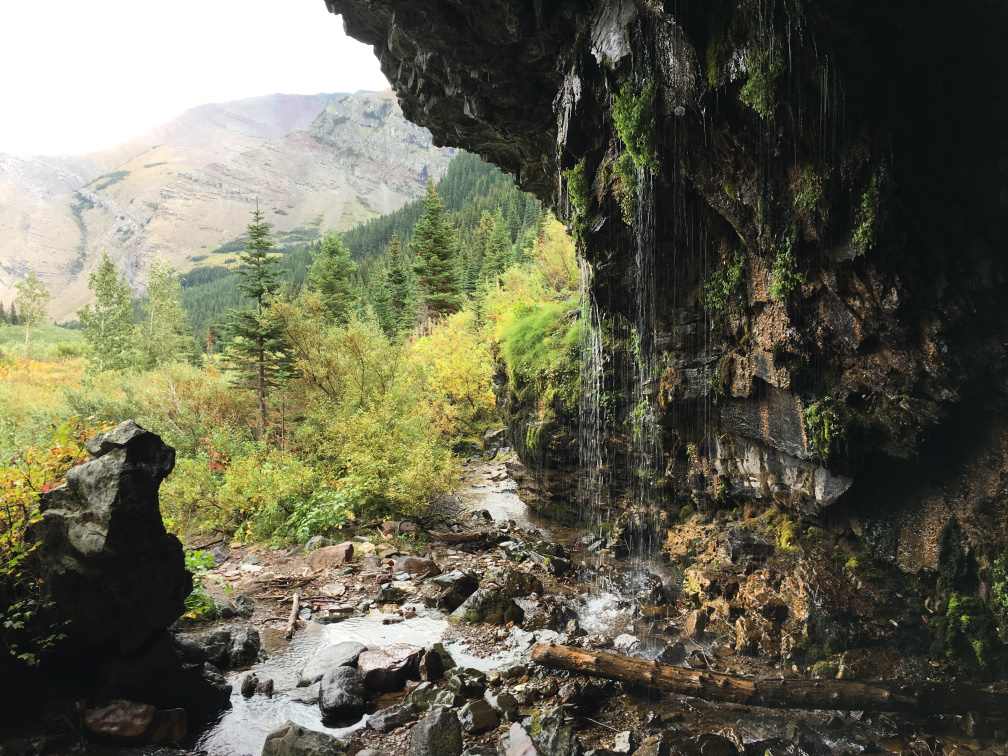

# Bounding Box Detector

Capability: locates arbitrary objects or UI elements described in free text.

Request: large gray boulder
[30,420,188,653]
[357,643,424,692]
[262,721,347,756]
[319,666,366,724]
[410,707,463,756]
[449,589,524,626]
[299,641,368,686]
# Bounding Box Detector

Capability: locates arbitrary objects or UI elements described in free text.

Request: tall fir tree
[77,251,136,372]
[411,180,461,319]
[309,230,357,325]
[8,302,17,326]
[14,270,50,357]
[387,233,417,335]
[140,257,197,369]
[482,208,512,282]
[225,201,293,436]
[0,300,6,325]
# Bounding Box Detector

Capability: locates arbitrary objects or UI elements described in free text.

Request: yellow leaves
[413,311,496,437]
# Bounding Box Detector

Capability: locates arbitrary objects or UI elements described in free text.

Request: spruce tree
[387,233,417,335]
[482,208,512,282]
[411,180,461,319]
[309,230,357,325]
[0,300,7,325]
[8,302,17,326]
[225,201,292,436]
[77,251,136,372]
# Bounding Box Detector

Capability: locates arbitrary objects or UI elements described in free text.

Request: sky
[0,0,391,157]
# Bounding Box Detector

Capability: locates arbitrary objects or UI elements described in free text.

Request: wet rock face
[31,420,187,654]
[327,0,1008,523]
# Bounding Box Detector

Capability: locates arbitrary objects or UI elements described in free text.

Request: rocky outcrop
[4,421,229,723]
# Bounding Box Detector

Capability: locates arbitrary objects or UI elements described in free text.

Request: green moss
[564,159,589,211]
[612,80,659,173]
[711,353,732,399]
[739,42,784,119]
[845,557,859,571]
[612,152,638,225]
[704,251,745,323]
[500,301,581,416]
[794,165,826,222]
[803,396,845,463]
[810,660,839,679]
[724,179,738,201]
[768,235,805,302]
[853,174,879,251]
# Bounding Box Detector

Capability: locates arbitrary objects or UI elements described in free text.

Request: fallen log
[531,642,1008,716]
[283,590,301,640]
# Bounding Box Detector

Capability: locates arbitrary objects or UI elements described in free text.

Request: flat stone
[300,641,369,686]
[262,720,347,756]
[309,543,355,571]
[357,643,424,692]
[394,556,442,577]
[368,702,420,733]
[449,589,524,626]
[485,690,520,721]
[407,681,463,710]
[685,609,708,640]
[505,722,542,756]
[82,699,186,743]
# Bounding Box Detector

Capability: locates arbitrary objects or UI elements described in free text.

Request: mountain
[0,90,455,321]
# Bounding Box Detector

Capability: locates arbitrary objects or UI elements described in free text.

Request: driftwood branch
[283,590,302,640]
[531,642,1008,716]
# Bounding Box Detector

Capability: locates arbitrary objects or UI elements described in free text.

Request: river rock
[300,641,369,686]
[376,585,410,604]
[655,641,686,665]
[506,722,543,756]
[410,707,463,756]
[241,672,258,698]
[419,647,445,681]
[446,667,486,698]
[319,666,366,724]
[82,699,186,743]
[357,643,424,692]
[483,427,507,455]
[527,708,582,756]
[450,589,524,625]
[486,690,520,721]
[262,721,347,756]
[172,632,206,665]
[306,536,334,552]
[616,568,670,605]
[486,566,543,598]
[684,609,708,640]
[234,594,255,619]
[459,700,499,734]
[426,570,480,611]
[309,543,355,570]
[368,702,420,733]
[407,681,463,710]
[395,556,442,577]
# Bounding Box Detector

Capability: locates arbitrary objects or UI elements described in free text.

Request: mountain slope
[0,90,454,321]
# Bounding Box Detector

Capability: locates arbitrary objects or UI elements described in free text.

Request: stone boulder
[357,643,424,692]
[449,589,524,626]
[486,566,543,598]
[410,707,463,756]
[394,556,442,577]
[30,420,187,654]
[308,543,355,571]
[407,681,462,710]
[368,702,420,733]
[426,570,479,611]
[299,641,368,686]
[262,721,347,756]
[319,666,366,724]
[201,626,261,669]
[82,699,186,743]
[458,700,499,734]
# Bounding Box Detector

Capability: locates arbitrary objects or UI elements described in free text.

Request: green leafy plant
[183,549,218,621]
[803,396,845,463]
[704,251,745,322]
[612,80,659,172]
[768,235,806,302]
[853,175,879,251]
[739,43,784,118]
[992,552,1008,642]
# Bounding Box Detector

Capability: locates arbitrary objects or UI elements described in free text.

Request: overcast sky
[0,0,391,157]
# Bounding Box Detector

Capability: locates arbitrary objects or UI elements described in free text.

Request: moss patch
[612,80,659,172]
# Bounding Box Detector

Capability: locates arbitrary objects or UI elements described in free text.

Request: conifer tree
[8,302,17,326]
[309,230,357,325]
[0,300,7,325]
[14,270,50,357]
[482,208,512,282]
[387,233,417,335]
[78,251,136,372]
[411,180,461,319]
[225,201,293,436]
[140,257,197,369]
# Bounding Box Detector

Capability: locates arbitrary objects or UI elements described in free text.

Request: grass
[0,355,84,430]
[500,300,581,413]
[0,325,85,359]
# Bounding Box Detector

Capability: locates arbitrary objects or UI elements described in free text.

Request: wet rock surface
[262,721,347,756]
[319,666,367,724]
[410,707,463,756]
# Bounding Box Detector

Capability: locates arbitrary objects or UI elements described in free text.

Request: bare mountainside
[0,89,454,321]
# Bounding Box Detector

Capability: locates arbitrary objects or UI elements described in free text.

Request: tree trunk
[531,642,1008,716]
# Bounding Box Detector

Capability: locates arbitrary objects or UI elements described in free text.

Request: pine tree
[411,180,461,319]
[78,251,137,372]
[0,300,7,325]
[8,302,17,326]
[309,230,357,325]
[141,257,197,369]
[225,201,293,436]
[387,233,417,335]
[14,270,50,357]
[482,208,512,282]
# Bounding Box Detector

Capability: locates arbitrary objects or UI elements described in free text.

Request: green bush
[612,80,659,172]
[500,301,581,414]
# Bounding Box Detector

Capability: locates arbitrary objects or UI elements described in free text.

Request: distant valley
[0,90,454,321]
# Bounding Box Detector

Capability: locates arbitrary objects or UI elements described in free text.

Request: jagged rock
[486,566,543,598]
[450,589,524,626]
[432,642,457,671]
[262,721,347,756]
[410,707,463,756]
[241,673,258,698]
[376,586,410,604]
[306,536,334,552]
[655,641,686,666]
[368,702,420,733]
[505,722,543,756]
[426,570,480,611]
[485,690,520,721]
[615,569,670,605]
[30,421,187,654]
[172,633,206,665]
[483,428,507,455]
[357,643,424,692]
[300,641,369,686]
[395,556,441,577]
[308,543,354,570]
[459,699,499,734]
[407,681,463,710]
[612,732,635,754]
[201,626,261,669]
[419,647,445,681]
[526,708,582,756]
[684,609,708,640]
[319,666,366,724]
[445,667,487,698]
[234,594,255,619]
